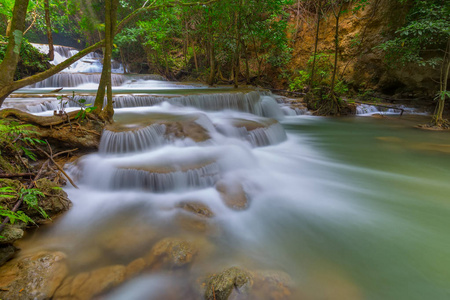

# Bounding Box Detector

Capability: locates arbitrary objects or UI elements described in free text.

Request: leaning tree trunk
[0,0,30,105]
[44,0,54,61]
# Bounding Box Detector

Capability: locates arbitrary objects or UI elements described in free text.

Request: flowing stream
[4,45,450,300]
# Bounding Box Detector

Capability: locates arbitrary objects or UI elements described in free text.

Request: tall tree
[43,0,54,60]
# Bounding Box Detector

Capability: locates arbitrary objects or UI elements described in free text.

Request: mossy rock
[204,267,253,300]
[28,178,71,220]
[0,225,24,245]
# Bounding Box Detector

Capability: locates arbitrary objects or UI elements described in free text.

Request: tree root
[0,108,83,127]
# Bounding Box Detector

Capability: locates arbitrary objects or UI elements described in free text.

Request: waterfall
[32,43,123,73]
[356,104,403,116]
[216,121,287,147]
[28,73,129,88]
[109,162,220,192]
[99,124,167,154]
[24,91,287,118]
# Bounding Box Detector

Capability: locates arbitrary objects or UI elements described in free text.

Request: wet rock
[0,251,68,300]
[204,267,253,300]
[0,244,17,266]
[0,225,24,244]
[98,224,158,259]
[125,258,146,280]
[144,237,198,271]
[106,112,210,144]
[203,268,294,300]
[216,180,249,210]
[177,201,214,218]
[251,270,294,300]
[54,265,126,300]
[176,214,212,234]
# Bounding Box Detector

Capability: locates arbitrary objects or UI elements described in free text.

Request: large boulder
[0,251,68,300]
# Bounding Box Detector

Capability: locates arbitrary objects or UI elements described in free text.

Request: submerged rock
[176,201,215,218]
[54,265,125,300]
[204,267,253,300]
[0,251,68,300]
[144,237,198,271]
[203,268,294,300]
[216,180,249,210]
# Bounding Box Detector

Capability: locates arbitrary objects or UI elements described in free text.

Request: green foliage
[0,187,36,226]
[20,188,48,219]
[0,185,49,228]
[0,120,46,161]
[289,70,310,91]
[0,36,50,80]
[377,0,450,67]
[57,93,97,120]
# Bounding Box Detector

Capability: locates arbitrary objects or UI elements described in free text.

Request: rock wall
[287,0,441,97]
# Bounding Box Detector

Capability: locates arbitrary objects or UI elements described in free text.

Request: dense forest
[0,0,449,123]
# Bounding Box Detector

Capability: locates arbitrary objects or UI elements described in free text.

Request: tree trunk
[192,41,199,72]
[330,2,343,95]
[309,0,322,89]
[0,0,30,95]
[44,0,54,61]
[433,38,450,125]
[94,0,118,121]
[208,13,215,86]
[233,0,243,89]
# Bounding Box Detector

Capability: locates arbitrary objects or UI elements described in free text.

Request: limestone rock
[251,270,294,300]
[98,224,158,259]
[177,201,214,218]
[144,237,198,271]
[0,224,24,244]
[216,180,249,210]
[0,251,68,300]
[204,267,253,300]
[53,265,126,300]
[125,258,146,280]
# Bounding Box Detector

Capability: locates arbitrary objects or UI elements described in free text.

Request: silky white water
[3,45,449,298]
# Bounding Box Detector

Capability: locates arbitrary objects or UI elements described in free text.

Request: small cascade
[28,73,128,88]
[32,43,123,73]
[260,96,285,119]
[246,123,287,147]
[356,104,403,116]
[215,118,287,147]
[281,106,308,116]
[26,100,60,113]
[99,124,167,154]
[110,162,220,192]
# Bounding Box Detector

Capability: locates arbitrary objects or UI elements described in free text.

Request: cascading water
[2,45,448,300]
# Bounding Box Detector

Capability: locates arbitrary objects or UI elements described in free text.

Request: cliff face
[287,0,440,97]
